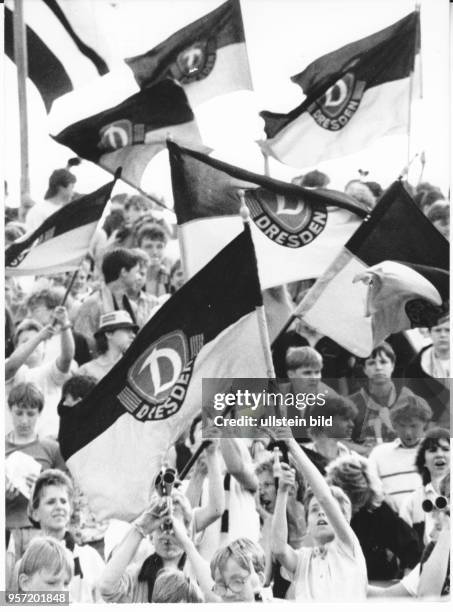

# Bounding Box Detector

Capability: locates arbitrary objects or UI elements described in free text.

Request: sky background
[3,0,451,209]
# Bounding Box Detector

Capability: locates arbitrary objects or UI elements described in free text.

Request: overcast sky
[3,0,450,207]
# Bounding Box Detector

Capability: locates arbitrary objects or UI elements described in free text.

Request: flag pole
[262,150,270,177]
[239,190,275,378]
[406,3,421,176]
[13,0,30,204]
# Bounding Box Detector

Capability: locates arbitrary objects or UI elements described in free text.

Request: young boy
[28,469,104,603]
[17,536,73,593]
[305,395,359,463]
[368,397,432,511]
[136,224,170,297]
[269,427,368,601]
[6,383,66,558]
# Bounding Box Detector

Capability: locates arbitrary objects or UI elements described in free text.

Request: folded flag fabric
[168,140,366,289]
[58,225,272,520]
[259,11,420,167]
[125,0,252,106]
[5,179,116,276]
[51,78,201,190]
[5,0,110,112]
[297,181,449,357]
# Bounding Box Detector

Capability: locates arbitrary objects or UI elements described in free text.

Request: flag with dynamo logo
[58,226,271,520]
[259,11,420,167]
[168,140,367,289]
[5,179,116,276]
[125,0,252,106]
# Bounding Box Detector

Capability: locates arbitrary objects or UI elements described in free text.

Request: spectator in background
[405,316,450,429]
[5,222,26,247]
[136,224,171,297]
[6,383,66,559]
[152,568,204,603]
[129,248,162,322]
[78,311,137,382]
[399,428,450,549]
[169,260,185,294]
[6,308,75,439]
[365,181,383,200]
[292,170,330,189]
[426,202,449,239]
[350,342,426,449]
[26,169,76,233]
[344,179,376,212]
[368,397,431,511]
[74,248,143,351]
[326,455,421,581]
[25,286,90,366]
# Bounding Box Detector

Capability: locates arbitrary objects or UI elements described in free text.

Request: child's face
[258,470,277,514]
[364,351,394,381]
[33,485,71,534]
[20,568,71,592]
[306,497,335,545]
[424,440,450,480]
[329,414,355,439]
[140,238,166,266]
[11,405,40,438]
[394,418,427,447]
[213,558,262,603]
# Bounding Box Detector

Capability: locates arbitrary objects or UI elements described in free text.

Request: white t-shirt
[25,201,62,233]
[71,542,105,603]
[282,535,368,601]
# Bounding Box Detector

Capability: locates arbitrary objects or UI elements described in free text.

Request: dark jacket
[404,345,450,429]
[351,501,422,580]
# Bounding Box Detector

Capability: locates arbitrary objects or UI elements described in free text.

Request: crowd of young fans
[4,166,450,601]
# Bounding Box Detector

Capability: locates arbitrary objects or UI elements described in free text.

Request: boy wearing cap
[78,311,137,381]
[25,168,76,233]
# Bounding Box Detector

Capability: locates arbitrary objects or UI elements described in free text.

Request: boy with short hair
[368,396,432,511]
[136,224,170,297]
[17,536,73,593]
[6,383,66,558]
[305,396,359,463]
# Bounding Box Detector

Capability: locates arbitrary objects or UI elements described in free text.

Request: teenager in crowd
[399,428,450,548]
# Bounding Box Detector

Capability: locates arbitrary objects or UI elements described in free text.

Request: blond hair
[18,536,73,590]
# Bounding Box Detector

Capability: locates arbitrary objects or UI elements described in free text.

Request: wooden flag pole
[13,0,30,202]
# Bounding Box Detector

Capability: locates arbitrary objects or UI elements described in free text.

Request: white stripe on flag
[298,249,373,357]
[262,77,411,168]
[5,222,99,276]
[180,209,361,288]
[185,43,253,106]
[66,309,269,521]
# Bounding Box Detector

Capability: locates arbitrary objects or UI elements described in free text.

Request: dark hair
[26,287,62,312]
[94,332,109,355]
[415,428,450,485]
[170,259,182,277]
[5,224,25,245]
[28,469,74,528]
[360,341,396,368]
[272,331,307,377]
[426,202,449,224]
[293,170,330,189]
[62,375,97,402]
[137,223,168,246]
[124,194,150,212]
[101,248,140,283]
[365,181,383,199]
[420,189,445,212]
[8,382,44,413]
[103,210,125,237]
[44,169,76,199]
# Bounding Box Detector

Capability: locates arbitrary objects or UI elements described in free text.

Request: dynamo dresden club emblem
[245,189,328,248]
[98,120,134,152]
[117,330,204,421]
[308,71,366,131]
[171,39,217,84]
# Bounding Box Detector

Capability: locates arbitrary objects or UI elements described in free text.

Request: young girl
[17,536,73,593]
[269,427,367,601]
[399,428,450,547]
[28,469,104,603]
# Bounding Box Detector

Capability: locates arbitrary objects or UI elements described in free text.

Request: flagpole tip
[238,190,250,223]
[114,167,122,180]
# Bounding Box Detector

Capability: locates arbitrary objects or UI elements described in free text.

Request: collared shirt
[368,438,422,511]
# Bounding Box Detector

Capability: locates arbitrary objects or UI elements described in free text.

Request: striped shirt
[368,439,422,511]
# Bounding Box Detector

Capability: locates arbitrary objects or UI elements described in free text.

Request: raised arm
[53,306,75,373]
[418,515,450,598]
[270,462,298,574]
[99,499,164,598]
[220,437,258,493]
[193,441,225,532]
[286,435,355,550]
[5,325,54,380]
